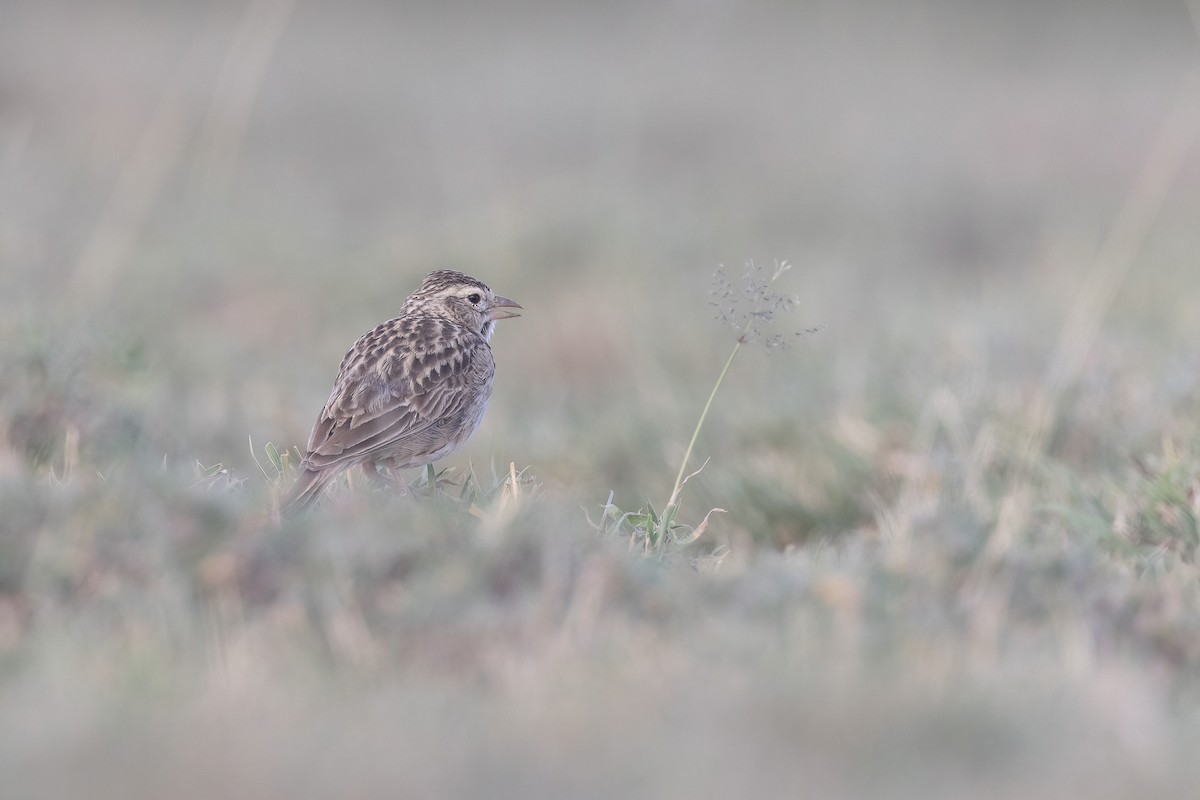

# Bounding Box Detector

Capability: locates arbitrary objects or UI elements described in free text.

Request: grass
[4,1,1200,798]
[602,260,811,552]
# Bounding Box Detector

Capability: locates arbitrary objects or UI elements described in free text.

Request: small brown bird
[283,270,521,512]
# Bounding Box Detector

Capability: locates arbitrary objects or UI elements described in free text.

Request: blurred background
[4,1,1200,797]
[4,0,1198,499]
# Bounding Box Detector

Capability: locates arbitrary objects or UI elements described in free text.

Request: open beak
[488,295,522,320]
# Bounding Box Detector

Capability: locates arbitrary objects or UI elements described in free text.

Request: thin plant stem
[666,340,741,510]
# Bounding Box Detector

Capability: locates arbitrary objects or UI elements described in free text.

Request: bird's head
[404,270,522,341]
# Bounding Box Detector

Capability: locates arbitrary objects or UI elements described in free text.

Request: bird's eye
[467,293,481,304]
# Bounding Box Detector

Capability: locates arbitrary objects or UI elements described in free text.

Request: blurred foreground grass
[4,1,1200,797]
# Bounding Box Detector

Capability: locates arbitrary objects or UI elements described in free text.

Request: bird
[282,269,521,513]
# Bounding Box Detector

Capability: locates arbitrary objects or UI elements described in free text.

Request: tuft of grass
[1055,440,1200,565]
[253,433,541,526]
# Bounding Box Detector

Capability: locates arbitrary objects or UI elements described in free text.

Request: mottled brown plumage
[283,270,521,512]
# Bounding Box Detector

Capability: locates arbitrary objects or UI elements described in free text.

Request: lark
[283,270,521,512]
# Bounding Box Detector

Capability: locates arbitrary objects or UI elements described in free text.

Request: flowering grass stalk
[648,260,809,551]
[589,259,814,553]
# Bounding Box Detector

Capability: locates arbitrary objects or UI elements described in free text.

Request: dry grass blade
[195,0,296,192]
[67,45,208,308]
[984,71,1200,562]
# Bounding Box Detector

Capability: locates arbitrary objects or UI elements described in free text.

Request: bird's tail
[280,466,342,515]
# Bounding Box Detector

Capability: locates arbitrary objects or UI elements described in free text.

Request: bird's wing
[301,317,494,471]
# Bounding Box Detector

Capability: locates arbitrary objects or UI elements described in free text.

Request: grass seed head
[709,259,820,350]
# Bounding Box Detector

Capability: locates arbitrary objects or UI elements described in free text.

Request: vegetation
[3,2,1200,798]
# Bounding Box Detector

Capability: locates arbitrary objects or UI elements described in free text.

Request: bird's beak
[488,295,522,320]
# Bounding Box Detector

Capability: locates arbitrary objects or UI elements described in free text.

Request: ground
[3,1,1200,797]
